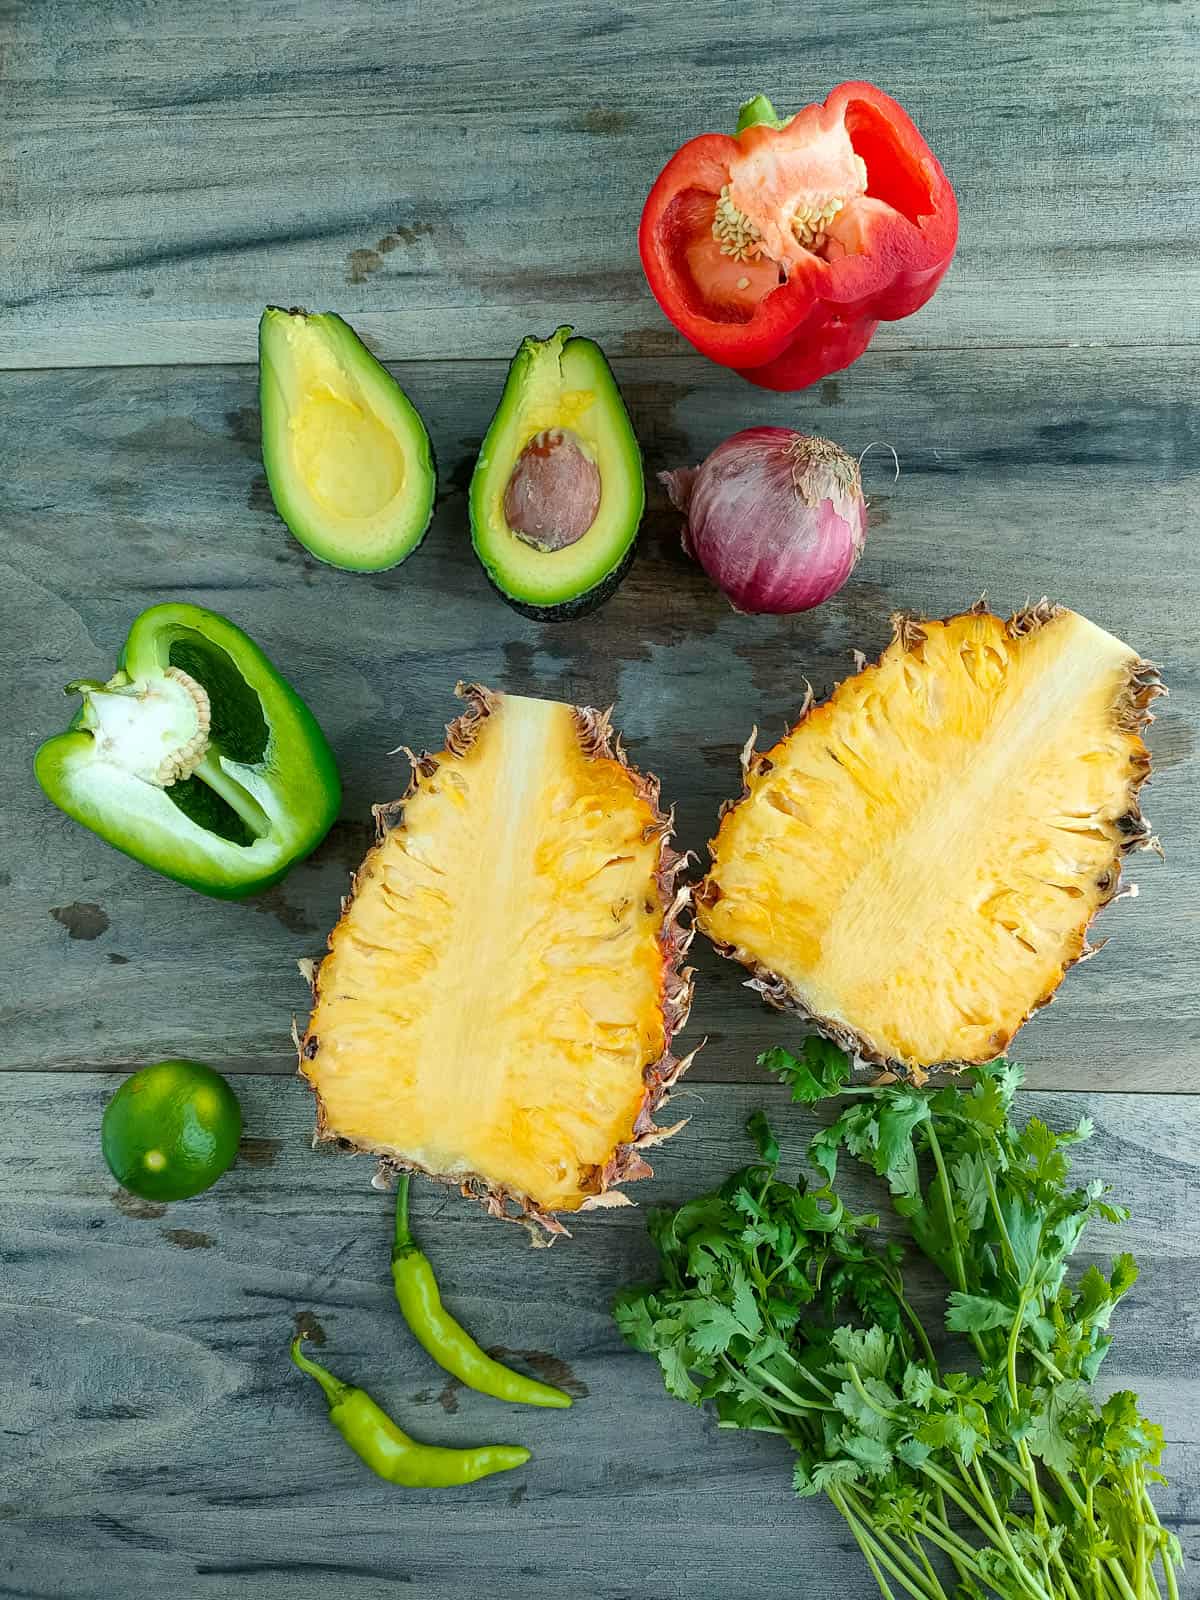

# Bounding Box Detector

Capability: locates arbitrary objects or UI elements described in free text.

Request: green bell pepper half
[35,602,340,899]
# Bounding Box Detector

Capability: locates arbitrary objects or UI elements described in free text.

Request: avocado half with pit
[469,327,644,619]
[259,307,436,572]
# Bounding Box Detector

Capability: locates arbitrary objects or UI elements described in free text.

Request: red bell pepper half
[638,84,958,391]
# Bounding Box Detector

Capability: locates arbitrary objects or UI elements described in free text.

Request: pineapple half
[299,684,695,1239]
[698,602,1163,1075]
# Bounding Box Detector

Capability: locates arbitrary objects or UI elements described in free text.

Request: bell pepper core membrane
[638,83,958,391]
[35,603,340,898]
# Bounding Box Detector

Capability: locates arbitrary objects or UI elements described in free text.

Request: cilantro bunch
[615,1044,1181,1600]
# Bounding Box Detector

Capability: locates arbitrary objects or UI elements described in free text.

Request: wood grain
[2,0,1198,368]
[3,1,1199,1593]
[0,1074,1195,1599]
[3,345,1195,1090]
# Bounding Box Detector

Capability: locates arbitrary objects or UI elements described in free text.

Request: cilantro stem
[1136,1518,1148,1600]
[829,1487,936,1600]
[1005,1283,1033,1406]
[920,1459,1052,1600]
[1019,1434,1051,1535]
[984,1155,1019,1275]
[745,1360,832,1412]
[1105,1559,1140,1600]
[998,1269,1055,1554]
[717,1356,825,1420]
[1030,1346,1069,1383]
[716,1419,792,1437]
[1140,1488,1180,1600]
[846,1362,896,1421]
[984,1444,1042,1494]
[841,1487,949,1599]
[905,1532,947,1600]
[970,1460,1055,1600]
[773,1344,837,1400]
[932,1486,973,1591]
[908,1513,992,1578]
[918,1460,1017,1549]
[894,1280,939,1369]
[925,1123,988,1364]
[1047,1463,1090,1519]
[1052,1552,1084,1600]
[763,1238,807,1285]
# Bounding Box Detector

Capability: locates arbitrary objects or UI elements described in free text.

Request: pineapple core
[700,606,1159,1071]
[303,690,680,1215]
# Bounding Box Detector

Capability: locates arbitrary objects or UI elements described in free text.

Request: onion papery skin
[661,427,867,615]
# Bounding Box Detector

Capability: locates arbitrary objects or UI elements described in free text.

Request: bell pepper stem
[736,93,787,133]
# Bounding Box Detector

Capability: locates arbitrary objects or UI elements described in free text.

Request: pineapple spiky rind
[299,683,697,1241]
[698,601,1164,1078]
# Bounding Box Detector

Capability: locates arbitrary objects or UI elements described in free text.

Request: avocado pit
[503,429,602,552]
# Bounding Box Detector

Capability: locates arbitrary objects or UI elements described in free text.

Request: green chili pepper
[391,1175,573,1409]
[290,1337,529,1486]
[35,602,340,898]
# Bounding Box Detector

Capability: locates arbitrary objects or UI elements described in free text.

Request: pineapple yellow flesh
[303,690,678,1214]
[700,606,1158,1069]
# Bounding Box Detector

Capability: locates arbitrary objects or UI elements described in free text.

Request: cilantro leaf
[841,1432,893,1476]
[828,1325,894,1382]
[951,1149,991,1230]
[612,1288,658,1352]
[810,1458,865,1494]
[1109,1252,1139,1299]
[1075,1264,1114,1323]
[833,1374,899,1442]
[1025,1379,1089,1473]
[745,1109,779,1166]
[1020,1115,1058,1169]
[902,1364,939,1409]
[915,1409,981,1467]
[845,1265,903,1335]
[730,1267,763,1340]
[872,1094,930,1198]
[998,1193,1043,1284]
[656,1344,702,1406]
[896,1437,932,1469]
[945,1292,1016,1334]
[808,1122,843,1184]
[761,1038,851,1103]
[681,1300,744,1357]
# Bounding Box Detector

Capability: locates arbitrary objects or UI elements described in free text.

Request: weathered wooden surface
[2,0,1198,368]
[3,0,1200,1595]
[3,346,1195,1089]
[0,1076,1196,1600]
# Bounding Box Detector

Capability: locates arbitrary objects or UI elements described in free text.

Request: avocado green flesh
[259,309,436,573]
[470,328,644,610]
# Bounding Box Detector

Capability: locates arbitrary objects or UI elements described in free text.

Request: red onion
[661,427,867,614]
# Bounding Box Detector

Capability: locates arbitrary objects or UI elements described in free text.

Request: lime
[102,1059,242,1202]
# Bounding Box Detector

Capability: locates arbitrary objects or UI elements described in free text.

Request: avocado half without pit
[258,307,436,572]
[469,327,645,619]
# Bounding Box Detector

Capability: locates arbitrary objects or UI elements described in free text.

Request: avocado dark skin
[483,540,638,623]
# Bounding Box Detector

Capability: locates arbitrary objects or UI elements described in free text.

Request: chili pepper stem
[393,1171,414,1256]
[290,1335,353,1408]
